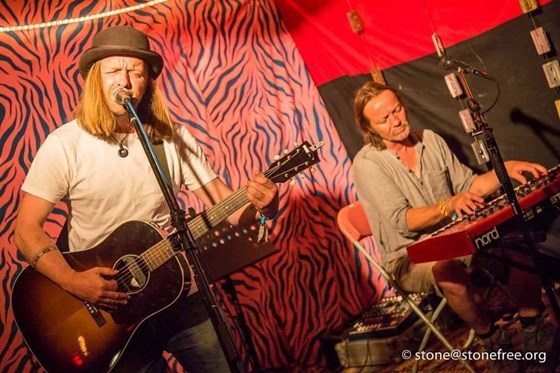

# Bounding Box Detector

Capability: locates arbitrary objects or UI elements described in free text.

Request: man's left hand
[246,172,279,218]
[505,160,548,185]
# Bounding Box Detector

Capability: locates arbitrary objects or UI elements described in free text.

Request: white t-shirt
[22,120,218,252]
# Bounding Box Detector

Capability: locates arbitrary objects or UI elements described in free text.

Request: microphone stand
[121,98,244,373]
[454,67,560,372]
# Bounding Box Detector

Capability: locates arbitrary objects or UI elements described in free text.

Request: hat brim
[79,46,163,79]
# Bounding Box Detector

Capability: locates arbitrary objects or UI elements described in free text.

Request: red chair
[337,202,474,372]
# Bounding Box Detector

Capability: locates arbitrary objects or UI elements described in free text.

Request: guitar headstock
[266,141,323,184]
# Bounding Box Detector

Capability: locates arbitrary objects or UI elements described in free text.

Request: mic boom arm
[440,56,496,81]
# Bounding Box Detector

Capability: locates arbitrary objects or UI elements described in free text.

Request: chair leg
[411,298,476,372]
[403,295,475,373]
[418,297,448,353]
[413,297,448,373]
[352,242,476,373]
[462,328,476,350]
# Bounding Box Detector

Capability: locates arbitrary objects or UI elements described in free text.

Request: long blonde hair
[74,62,173,142]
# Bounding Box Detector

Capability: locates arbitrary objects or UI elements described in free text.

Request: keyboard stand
[454,65,560,372]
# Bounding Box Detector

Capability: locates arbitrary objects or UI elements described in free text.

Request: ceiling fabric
[275,0,553,85]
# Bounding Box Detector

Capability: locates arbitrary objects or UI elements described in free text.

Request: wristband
[257,211,270,242]
[438,198,453,217]
[31,244,58,268]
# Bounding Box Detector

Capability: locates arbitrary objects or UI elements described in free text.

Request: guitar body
[12,221,188,373]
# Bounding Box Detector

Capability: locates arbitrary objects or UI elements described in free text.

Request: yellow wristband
[438,198,453,217]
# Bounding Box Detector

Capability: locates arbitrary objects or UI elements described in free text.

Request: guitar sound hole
[114,255,149,294]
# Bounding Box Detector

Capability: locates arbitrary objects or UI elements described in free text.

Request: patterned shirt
[352,129,476,264]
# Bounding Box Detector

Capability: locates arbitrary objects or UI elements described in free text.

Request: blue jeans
[137,318,230,373]
[114,294,230,373]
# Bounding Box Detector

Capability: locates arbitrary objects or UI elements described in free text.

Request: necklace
[110,133,130,158]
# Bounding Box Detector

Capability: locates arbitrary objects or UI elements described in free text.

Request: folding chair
[337,202,475,372]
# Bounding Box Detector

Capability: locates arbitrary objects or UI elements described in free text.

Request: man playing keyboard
[351,81,556,372]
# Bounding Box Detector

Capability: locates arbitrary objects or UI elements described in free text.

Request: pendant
[118,146,129,158]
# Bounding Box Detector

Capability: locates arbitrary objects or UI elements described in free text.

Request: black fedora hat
[79,26,163,79]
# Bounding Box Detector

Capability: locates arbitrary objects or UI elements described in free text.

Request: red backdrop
[275,0,553,85]
[0,0,557,371]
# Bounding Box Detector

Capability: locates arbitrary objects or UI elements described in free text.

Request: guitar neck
[188,187,249,240]
[139,140,324,272]
[140,188,248,271]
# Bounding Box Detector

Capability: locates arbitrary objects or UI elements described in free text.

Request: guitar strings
[112,190,250,288]
[111,160,303,288]
[112,186,251,287]
[112,160,299,287]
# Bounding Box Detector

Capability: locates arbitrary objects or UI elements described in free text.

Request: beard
[391,123,410,142]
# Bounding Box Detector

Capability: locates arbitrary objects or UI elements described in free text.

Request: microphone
[112,87,132,105]
[440,56,495,81]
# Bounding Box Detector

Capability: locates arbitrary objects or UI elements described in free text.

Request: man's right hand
[447,192,485,218]
[61,267,130,309]
[15,193,130,309]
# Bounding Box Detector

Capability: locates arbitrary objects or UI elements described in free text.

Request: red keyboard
[407,165,560,263]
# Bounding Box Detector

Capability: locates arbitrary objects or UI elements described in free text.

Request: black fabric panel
[318,75,372,160]
[321,1,560,171]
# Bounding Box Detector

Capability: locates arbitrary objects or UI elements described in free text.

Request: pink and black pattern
[0,1,383,371]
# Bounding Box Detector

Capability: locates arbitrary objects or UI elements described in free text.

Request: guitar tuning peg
[299,173,306,179]
[274,154,281,160]
[290,179,296,186]
[284,149,289,154]
[310,167,316,173]
[294,142,299,147]
[188,207,197,218]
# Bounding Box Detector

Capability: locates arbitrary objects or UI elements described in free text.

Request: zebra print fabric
[0,1,385,371]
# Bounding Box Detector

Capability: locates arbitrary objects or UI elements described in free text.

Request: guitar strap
[56,142,171,252]
[153,141,171,184]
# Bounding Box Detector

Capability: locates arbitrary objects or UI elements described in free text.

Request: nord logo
[474,227,500,250]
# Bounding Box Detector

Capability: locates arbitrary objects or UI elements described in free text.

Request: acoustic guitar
[12,141,322,373]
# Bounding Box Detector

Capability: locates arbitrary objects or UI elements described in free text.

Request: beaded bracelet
[257,210,277,242]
